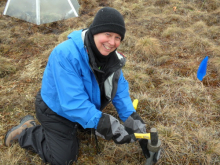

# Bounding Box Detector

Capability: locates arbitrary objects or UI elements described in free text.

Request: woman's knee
[49,148,78,165]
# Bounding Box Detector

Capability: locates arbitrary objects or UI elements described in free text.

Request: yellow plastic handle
[134,133,151,139]
[133,99,139,110]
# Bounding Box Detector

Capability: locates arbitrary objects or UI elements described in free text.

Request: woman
[5,7,146,165]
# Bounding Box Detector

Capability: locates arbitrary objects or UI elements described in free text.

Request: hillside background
[0,0,219,164]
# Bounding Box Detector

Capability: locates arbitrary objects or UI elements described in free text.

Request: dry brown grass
[134,37,162,63]
[0,0,220,164]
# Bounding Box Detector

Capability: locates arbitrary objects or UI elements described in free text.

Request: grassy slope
[0,0,220,164]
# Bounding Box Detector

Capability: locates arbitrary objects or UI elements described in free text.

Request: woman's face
[94,32,121,56]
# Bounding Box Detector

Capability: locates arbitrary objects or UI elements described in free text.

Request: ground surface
[0,0,220,164]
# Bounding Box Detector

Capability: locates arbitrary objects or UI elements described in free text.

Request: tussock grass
[162,26,190,39]
[143,5,163,15]
[191,20,208,35]
[0,0,220,164]
[210,57,220,74]
[0,56,16,78]
[119,32,136,53]
[207,25,220,41]
[134,37,162,62]
[155,55,172,66]
[184,36,214,55]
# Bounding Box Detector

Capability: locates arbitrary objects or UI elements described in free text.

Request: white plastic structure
[3,0,80,25]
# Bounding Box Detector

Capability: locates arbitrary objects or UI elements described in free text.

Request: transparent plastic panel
[70,0,80,15]
[40,0,80,24]
[4,0,37,24]
[4,0,80,25]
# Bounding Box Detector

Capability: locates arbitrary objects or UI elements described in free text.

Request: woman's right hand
[95,113,136,144]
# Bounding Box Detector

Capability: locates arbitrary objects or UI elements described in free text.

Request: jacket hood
[67,29,89,62]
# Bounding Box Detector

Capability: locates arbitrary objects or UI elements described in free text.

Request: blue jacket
[41,29,135,129]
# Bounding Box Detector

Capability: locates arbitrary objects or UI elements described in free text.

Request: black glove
[96,113,136,144]
[124,112,146,134]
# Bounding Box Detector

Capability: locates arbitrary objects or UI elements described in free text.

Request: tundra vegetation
[0,0,219,164]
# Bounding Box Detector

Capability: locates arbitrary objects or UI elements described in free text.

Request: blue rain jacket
[41,29,135,129]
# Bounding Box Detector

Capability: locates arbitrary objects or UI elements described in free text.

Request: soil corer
[132,99,161,165]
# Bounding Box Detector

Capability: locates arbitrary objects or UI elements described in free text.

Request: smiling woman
[4,7,147,165]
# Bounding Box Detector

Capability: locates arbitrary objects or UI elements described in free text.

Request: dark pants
[18,91,79,165]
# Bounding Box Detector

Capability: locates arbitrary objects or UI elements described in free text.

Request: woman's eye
[116,37,121,40]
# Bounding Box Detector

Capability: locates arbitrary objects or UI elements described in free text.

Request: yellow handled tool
[133,99,139,110]
[133,99,151,139]
[134,133,151,139]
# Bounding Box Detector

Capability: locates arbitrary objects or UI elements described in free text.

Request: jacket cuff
[85,111,102,129]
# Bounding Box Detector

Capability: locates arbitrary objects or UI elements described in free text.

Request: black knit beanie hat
[89,7,126,41]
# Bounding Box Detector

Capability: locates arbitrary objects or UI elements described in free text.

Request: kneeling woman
[5,7,146,165]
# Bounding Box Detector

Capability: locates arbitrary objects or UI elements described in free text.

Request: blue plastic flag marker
[197,56,208,81]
